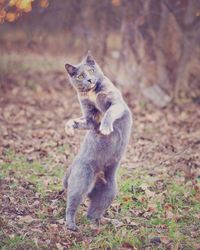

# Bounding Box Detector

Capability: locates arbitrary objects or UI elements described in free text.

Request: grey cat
[63,51,132,231]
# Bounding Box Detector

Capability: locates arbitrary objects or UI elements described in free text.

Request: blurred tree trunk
[174,0,197,98]
[1,0,200,100]
[97,0,110,67]
[155,2,171,92]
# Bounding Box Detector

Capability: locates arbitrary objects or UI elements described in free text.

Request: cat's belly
[76,127,127,169]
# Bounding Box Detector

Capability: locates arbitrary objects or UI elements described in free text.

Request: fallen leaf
[24,147,35,154]
[141,183,149,190]
[123,197,130,202]
[147,203,158,212]
[31,228,43,233]
[9,196,18,204]
[132,197,138,202]
[195,194,200,202]
[174,214,182,222]
[164,204,175,210]
[129,221,139,226]
[56,243,64,250]
[48,224,58,233]
[89,223,107,232]
[145,189,155,198]
[160,236,171,244]
[57,218,65,225]
[114,221,124,228]
[122,242,133,248]
[191,231,199,238]
[165,210,174,219]
[123,216,132,223]
[141,183,155,198]
[32,200,40,207]
[18,215,36,223]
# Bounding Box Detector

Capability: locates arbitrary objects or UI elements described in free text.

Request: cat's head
[65,51,103,92]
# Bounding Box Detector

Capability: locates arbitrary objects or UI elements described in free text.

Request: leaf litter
[0,51,200,249]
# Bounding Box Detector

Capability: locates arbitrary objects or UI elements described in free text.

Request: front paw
[99,122,113,135]
[65,119,75,136]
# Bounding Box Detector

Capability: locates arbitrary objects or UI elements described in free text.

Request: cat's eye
[89,69,94,74]
[78,75,84,80]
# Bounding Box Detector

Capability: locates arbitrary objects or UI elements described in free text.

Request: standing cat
[64,51,132,231]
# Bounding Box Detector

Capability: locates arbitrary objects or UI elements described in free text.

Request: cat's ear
[85,51,95,65]
[65,64,77,77]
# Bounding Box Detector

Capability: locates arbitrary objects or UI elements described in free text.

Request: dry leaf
[147,203,158,212]
[122,242,133,248]
[18,215,36,223]
[160,236,171,244]
[32,200,40,207]
[130,221,139,226]
[165,210,174,219]
[48,224,58,233]
[9,196,18,204]
[31,228,43,233]
[24,147,35,154]
[57,218,65,225]
[145,189,155,198]
[123,216,132,223]
[114,221,124,228]
[56,243,64,250]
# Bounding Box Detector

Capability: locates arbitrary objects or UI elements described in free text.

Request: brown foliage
[1,0,200,98]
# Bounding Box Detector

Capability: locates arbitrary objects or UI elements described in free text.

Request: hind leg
[66,165,95,231]
[87,164,118,220]
[87,177,117,220]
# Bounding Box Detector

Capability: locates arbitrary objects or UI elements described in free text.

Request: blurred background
[1,0,200,103]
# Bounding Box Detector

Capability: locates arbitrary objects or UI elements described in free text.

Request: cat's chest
[96,93,111,112]
[81,91,111,113]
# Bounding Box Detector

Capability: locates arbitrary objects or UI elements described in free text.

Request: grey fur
[64,51,132,231]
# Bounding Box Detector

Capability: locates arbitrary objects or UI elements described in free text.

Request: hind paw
[67,223,78,231]
[99,122,113,135]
